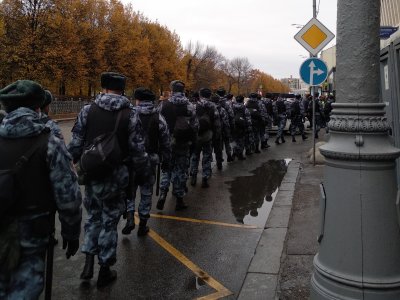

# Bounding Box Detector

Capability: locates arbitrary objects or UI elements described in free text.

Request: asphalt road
[49,120,314,300]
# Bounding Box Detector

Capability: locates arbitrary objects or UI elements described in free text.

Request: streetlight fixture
[291,23,304,29]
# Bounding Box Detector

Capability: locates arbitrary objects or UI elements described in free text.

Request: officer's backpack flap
[173,104,193,142]
[0,169,16,219]
[139,112,160,154]
[0,219,20,274]
[197,105,212,134]
[79,109,124,180]
[234,108,246,130]
[0,131,49,220]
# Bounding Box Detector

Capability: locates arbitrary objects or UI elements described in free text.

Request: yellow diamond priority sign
[294,18,335,56]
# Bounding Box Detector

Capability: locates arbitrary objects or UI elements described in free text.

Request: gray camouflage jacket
[68,93,149,200]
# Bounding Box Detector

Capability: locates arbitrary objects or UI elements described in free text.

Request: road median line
[134,216,233,299]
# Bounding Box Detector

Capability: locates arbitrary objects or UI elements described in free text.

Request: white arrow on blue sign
[299,58,328,86]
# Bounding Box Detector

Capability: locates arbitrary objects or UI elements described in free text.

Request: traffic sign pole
[312,87,316,166]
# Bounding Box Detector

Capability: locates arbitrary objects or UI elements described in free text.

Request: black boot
[254,145,261,153]
[302,134,308,140]
[137,219,149,236]
[264,142,270,148]
[281,136,286,143]
[201,177,209,188]
[238,153,246,160]
[275,138,280,144]
[217,161,223,170]
[80,254,95,280]
[97,266,117,288]
[245,149,252,156]
[175,197,188,211]
[156,192,167,210]
[121,211,135,235]
[227,153,234,162]
[190,175,197,186]
[261,141,268,149]
[292,136,296,142]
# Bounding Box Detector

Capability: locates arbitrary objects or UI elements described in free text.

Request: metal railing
[49,100,91,115]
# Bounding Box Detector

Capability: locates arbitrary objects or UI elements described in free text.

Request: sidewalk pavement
[237,151,322,299]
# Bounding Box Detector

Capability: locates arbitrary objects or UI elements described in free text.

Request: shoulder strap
[14,129,50,172]
[112,109,123,134]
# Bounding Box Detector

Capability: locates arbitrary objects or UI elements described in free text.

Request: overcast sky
[122,0,337,79]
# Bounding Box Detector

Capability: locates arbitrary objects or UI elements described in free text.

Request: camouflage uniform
[261,97,273,144]
[159,92,198,198]
[219,97,234,157]
[126,102,171,220]
[212,102,230,166]
[289,99,306,139]
[274,98,287,140]
[246,97,267,151]
[190,99,221,180]
[39,112,64,140]
[0,108,82,299]
[68,93,148,266]
[307,99,323,138]
[232,102,253,157]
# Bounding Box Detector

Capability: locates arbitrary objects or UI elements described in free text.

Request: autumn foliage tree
[0,0,287,97]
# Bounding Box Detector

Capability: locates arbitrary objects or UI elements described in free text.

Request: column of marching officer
[0,72,321,298]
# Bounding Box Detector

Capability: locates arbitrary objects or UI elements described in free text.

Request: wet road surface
[50,121,313,299]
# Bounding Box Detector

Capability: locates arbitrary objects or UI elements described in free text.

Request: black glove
[62,238,79,259]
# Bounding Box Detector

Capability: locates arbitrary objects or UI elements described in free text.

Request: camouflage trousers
[276,115,287,138]
[251,126,264,148]
[314,113,322,137]
[212,138,224,163]
[126,177,155,220]
[290,116,305,136]
[190,141,213,179]
[232,133,246,156]
[160,152,190,198]
[222,134,232,156]
[82,191,125,266]
[0,218,49,299]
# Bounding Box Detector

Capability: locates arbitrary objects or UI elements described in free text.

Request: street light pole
[311,0,400,299]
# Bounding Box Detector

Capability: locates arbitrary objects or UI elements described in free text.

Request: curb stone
[237,160,300,300]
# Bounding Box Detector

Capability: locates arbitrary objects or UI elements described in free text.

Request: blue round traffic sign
[299,58,328,86]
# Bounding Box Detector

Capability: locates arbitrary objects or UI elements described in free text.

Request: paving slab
[248,228,287,274]
[265,206,292,229]
[238,273,278,300]
[279,182,296,191]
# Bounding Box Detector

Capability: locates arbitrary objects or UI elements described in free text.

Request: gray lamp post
[311,0,400,299]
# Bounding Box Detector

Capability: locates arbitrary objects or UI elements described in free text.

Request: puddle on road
[226,159,291,227]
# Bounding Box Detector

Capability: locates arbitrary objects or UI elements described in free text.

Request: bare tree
[184,41,224,90]
[229,57,252,94]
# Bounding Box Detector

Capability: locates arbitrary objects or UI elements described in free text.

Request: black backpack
[139,112,160,154]
[291,101,301,118]
[197,105,212,134]
[234,107,246,131]
[0,130,49,219]
[246,101,262,125]
[161,101,193,143]
[79,107,129,181]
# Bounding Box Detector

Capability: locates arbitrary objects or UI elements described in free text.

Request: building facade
[381,0,400,27]
[281,76,300,91]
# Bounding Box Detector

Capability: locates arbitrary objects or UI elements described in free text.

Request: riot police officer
[68,72,150,288]
[0,80,82,298]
